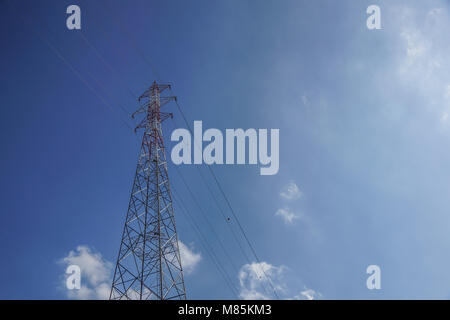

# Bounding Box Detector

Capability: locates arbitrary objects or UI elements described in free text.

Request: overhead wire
[171,162,240,275]
[79,0,157,89]
[88,0,280,299]
[170,185,240,297]
[101,0,163,82]
[26,0,239,296]
[77,30,138,105]
[171,98,280,299]
[77,19,243,298]
[169,117,252,265]
[77,0,249,293]
[11,0,279,299]
[5,0,135,133]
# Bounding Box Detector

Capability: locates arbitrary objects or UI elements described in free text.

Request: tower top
[131,81,176,132]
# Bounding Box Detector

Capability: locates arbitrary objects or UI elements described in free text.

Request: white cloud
[393,5,450,124]
[292,287,322,300]
[238,262,320,300]
[275,207,300,224]
[179,241,202,275]
[60,241,200,299]
[60,241,201,299]
[238,262,287,300]
[277,182,304,225]
[280,181,302,200]
[60,246,113,300]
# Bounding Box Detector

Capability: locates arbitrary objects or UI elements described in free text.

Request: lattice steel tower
[110,82,186,300]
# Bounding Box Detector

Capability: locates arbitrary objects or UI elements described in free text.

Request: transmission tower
[110,81,186,300]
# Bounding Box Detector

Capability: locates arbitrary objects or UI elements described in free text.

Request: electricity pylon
[110,81,186,300]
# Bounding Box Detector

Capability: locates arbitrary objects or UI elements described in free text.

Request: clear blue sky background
[1,0,450,299]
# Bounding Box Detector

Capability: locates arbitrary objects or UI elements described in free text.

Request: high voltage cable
[84,0,280,298]
[79,0,158,89]
[170,186,240,298]
[171,164,240,275]
[76,17,244,288]
[69,19,244,299]
[126,132,241,299]
[75,0,250,295]
[171,98,280,299]
[169,118,252,265]
[11,0,278,299]
[126,123,242,298]
[100,0,163,82]
[64,3,243,294]
[5,1,135,133]
[75,51,131,119]
[77,30,138,104]
[130,129,242,297]
[74,2,242,270]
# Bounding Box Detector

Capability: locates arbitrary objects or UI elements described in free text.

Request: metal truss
[110,81,186,300]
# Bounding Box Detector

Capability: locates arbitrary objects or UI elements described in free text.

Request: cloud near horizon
[238,261,321,300]
[59,241,201,299]
[60,246,112,300]
[179,241,202,275]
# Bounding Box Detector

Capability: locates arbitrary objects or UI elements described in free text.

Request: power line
[79,0,160,89]
[74,46,132,119]
[171,98,280,299]
[6,0,135,133]
[101,0,163,82]
[120,123,242,298]
[169,112,272,298]
[171,186,240,298]
[89,1,280,295]
[171,163,240,275]
[170,117,252,265]
[12,0,279,299]
[70,12,244,294]
[77,30,138,103]
[37,1,241,296]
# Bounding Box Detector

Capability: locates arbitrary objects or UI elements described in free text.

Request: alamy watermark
[66,265,81,290]
[366,5,381,30]
[366,265,381,290]
[66,5,81,30]
[171,121,279,176]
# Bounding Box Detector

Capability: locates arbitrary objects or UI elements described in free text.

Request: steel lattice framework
[110,81,186,300]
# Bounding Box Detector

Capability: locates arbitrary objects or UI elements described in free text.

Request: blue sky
[1,0,450,299]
